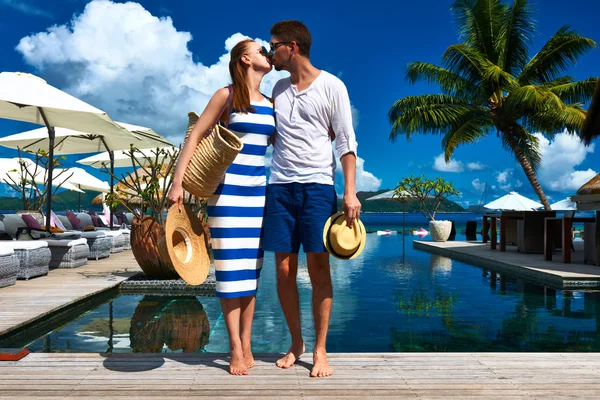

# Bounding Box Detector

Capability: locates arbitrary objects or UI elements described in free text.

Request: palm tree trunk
[504,135,551,210]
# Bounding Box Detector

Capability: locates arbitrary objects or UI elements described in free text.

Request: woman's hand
[167,181,184,211]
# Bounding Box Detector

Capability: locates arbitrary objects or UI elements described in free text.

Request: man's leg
[275,252,305,368]
[306,252,333,377]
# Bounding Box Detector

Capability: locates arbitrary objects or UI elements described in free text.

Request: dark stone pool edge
[414,241,600,290]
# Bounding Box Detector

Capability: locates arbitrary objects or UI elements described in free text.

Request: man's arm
[330,79,361,228]
[340,153,361,228]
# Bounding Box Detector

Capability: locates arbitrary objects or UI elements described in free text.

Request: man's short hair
[270,20,312,58]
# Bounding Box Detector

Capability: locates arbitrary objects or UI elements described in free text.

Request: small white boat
[411,228,429,237]
[377,229,398,236]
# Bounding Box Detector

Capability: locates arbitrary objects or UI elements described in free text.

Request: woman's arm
[172,87,230,186]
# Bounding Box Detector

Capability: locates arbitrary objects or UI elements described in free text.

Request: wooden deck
[414,240,600,289]
[0,251,141,337]
[1,352,600,398]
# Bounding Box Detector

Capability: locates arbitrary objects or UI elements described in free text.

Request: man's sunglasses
[269,41,290,53]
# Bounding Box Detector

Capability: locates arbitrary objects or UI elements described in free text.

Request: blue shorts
[264,183,337,253]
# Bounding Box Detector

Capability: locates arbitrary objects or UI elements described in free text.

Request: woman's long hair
[227,39,255,115]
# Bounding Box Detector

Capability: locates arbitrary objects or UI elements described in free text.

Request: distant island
[337,189,466,213]
[0,188,469,213]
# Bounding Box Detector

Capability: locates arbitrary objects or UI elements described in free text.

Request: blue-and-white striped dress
[208,97,275,298]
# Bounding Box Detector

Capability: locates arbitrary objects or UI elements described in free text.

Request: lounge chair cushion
[67,211,82,230]
[0,241,48,250]
[44,237,87,247]
[125,213,135,224]
[2,214,27,238]
[80,231,106,239]
[58,215,74,231]
[77,213,94,229]
[0,220,12,240]
[21,214,43,230]
[0,247,14,257]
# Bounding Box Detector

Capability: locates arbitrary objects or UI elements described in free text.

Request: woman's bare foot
[310,349,332,378]
[229,348,248,376]
[275,342,305,369]
[243,344,254,368]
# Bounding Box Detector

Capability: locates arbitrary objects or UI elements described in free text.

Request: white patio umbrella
[0,158,83,212]
[0,72,130,230]
[484,191,543,211]
[550,197,578,211]
[52,167,110,212]
[78,147,176,169]
[0,123,172,227]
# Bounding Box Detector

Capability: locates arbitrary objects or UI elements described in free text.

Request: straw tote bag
[182,86,243,198]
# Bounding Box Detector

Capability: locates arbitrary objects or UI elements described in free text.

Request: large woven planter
[130,216,178,279]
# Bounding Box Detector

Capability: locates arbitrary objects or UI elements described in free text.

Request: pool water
[3,222,599,354]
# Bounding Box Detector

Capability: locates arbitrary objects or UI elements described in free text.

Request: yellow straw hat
[322,212,367,260]
[159,204,210,285]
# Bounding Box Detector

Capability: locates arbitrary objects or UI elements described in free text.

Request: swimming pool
[2,228,599,353]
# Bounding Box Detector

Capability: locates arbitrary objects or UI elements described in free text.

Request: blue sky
[0,0,598,208]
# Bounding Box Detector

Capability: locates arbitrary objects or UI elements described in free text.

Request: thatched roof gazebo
[580,81,600,146]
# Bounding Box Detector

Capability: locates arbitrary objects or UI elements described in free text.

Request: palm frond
[406,62,481,99]
[442,44,488,84]
[497,0,534,75]
[518,26,597,85]
[502,85,564,119]
[451,0,506,63]
[546,77,599,105]
[500,125,542,171]
[524,104,587,135]
[388,95,480,141]
[442,110,494,160]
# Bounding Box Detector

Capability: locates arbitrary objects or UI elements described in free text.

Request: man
[264,20,361,378]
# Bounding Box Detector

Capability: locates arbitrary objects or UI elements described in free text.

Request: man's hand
[342,192,361,229]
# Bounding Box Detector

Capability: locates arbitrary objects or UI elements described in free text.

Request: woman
[168,39,274,375]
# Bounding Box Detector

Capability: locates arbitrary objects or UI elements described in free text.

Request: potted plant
[103,146,207,279]
[394,175,460,242]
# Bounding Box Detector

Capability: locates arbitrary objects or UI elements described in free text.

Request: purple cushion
[116,213,124,225]
[90,214,100,227]
[21,214,42,229]
[66,210,81,230]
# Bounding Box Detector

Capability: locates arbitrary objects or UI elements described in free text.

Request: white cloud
[534,132,597,192]
[0,0,52,18]
[335,154,382,192]
[433,154,464,172]
[472,178,485,191]
[467,162,485,171]
[494,169,523,192]
[15,0,287,145]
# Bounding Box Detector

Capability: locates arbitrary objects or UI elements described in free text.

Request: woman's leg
[239,295,256,368]
[220,297,247,375]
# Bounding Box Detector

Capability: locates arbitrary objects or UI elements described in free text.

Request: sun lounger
[0,241,51,279]
[0,247,19,288]
[44,237,89,269]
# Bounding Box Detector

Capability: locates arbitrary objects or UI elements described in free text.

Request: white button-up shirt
[269,71,358,185]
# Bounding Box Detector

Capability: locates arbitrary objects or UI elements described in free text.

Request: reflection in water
[130,296,210,353]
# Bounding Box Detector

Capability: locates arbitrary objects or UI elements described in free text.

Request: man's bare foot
[229,348,248,376]
[276,342,305,369]
[310,350,332,378]
[243,345,254,369]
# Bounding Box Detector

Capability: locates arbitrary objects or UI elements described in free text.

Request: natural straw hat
[322,212,367,260]
[159,204,210,285]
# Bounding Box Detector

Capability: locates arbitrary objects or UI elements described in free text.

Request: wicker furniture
[45,237,90,269]
[0,247,19,288]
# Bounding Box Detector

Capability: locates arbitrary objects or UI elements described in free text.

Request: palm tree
[388,0,598,210]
